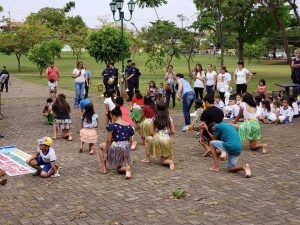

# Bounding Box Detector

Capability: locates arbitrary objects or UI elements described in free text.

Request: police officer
[125,60,139,102]
[0,66,10,93]
[108,62,120,96]
[102,64,110,97]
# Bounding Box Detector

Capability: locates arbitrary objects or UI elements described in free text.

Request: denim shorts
[36,156,52,173]
[210,140,240,168]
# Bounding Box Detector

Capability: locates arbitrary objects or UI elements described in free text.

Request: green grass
[0,52,291,95]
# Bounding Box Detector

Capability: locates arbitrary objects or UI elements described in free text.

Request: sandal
[0,179,7,186]
[79,148,83,153]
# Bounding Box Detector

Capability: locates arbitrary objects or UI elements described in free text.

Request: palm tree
[136,0,167,20]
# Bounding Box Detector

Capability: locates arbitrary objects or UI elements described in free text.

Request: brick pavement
[0,77,300,225]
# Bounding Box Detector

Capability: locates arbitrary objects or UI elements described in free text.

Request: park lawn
[1,52,292,96]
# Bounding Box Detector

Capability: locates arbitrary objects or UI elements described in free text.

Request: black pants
[128,80,139,100]
[0,76,9,92]
[236,83,247,95]
[194,87,204,99]
[85,82,89,98]
[219,91,225,102]
[166,90,176,108]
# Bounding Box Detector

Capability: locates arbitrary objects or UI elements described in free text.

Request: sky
[0,0,198,29]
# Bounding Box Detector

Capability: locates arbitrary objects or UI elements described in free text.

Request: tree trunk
[39,68,43,76]
[288,0,300,27]
[16,54,21,72]
[270,7,291,64]
[237,35,244,62]
[217,0,224,66]
[153,7,160,20]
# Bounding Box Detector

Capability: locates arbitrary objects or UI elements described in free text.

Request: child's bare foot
[244,164,251,178]
[220,151,227,161]
[125,167,131,179]
[68,134,73,141]
[52,136,57,139]
[131,141,137,150]
[202,150,211,157]
[169,161,175,171]
[141,159,149,163]
[102,163,107,174]
[89,148,95,155]
[209,167,220,173]
[262,144,268,154]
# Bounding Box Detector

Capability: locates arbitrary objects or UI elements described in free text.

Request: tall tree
[287,0,300,26]
[0,24,48,72]
[28,42,52,76]
[136,0,167,20]
[177,14,188,28]
[86,25,132,65]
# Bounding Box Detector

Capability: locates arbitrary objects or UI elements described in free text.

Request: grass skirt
[140,118,152,138]
[108,141,131,169]
[146,131,172,159]
[239,119,261,141]
[55,119,72,130]
[130,109,142,124]
[80,128,97,144]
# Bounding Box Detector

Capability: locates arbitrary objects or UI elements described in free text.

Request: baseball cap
[37,137,53,147]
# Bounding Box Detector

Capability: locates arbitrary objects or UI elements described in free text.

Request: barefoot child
[43,98,54,125]
[52,94,72,140]
[27,137,59,178]
[80,103,98,154]
[201,122,251,178]
[137,96,155,145]
[98,106,134,179]
[143,102,175,171]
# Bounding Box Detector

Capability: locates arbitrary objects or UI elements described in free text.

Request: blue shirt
[80,98,91,110]
[214,122,242,154]
[179,78,193,96]
[86,70,91,79]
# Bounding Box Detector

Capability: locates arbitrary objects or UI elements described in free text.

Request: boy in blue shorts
[27,137,59,178]
[201,122,251,178]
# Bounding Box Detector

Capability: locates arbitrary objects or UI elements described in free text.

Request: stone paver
[0,76,300,225]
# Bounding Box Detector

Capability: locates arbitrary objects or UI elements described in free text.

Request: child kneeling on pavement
[27,137,59,178]
[200,122,251,178]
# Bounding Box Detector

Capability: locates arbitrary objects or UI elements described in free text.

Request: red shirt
[257,85,266,94]
[47,67,59,81]
[120,105,135,128]
[143,105,155,118]
[132,96,144,106]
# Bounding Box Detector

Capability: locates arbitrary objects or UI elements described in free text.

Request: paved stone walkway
[0,77,300,225]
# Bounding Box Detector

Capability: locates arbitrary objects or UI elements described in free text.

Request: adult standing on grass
[164,65,177,108]
[234,61,253,95]
[291,49,300,85]
[125,59,139,102]
[0,66,10,93]
[108,62,120,96]
[46,62,59,96]
[192,64,206,100]
[205,64,217,95]
[216,66,231,102]
[83,64,91,98]
[72,61,86,108]
[176,73,196,132]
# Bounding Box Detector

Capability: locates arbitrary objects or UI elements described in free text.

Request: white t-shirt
[292,102,299,116]
[165,71,176,85]
[83,114,98,128]
[214,100,225,110]
[235,68,250,84]
[280,106,294,122]
[206,71,217,86]
[37,147,56,163]
[224,104,240,118]
[104,97,116,111]
[73,68,86,83]
[216,72,231,92]
[194,71,205,88]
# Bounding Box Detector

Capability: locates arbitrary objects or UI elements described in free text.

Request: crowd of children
[26,58,300,180]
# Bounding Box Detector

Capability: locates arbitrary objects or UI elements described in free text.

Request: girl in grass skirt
[137,96,156,145]
[130,89,144,124]
[52,94,72,140]
[98,106,135,179]
[142,102,175,171]
[232,93,268,153]
[80,103,98,154]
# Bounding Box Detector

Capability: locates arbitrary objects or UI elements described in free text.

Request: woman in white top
[205,64,217,95]
[192,64,206,99]
[234,61,253,95]
[72,61,86,108]
[232,93,268,153]
[216,66,231,102]
[164,65,177,108]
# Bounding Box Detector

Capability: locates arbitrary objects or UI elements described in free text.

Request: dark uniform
[126,65,139,101]
[109,67,120,96]
[0,67,10,93]
[102,67,110,96]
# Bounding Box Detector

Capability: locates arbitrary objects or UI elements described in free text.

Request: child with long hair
[189,99,204,132]
[137,96,156,145]
[232,93,268,153]
[142,102,175,171]
[289,96,299,118]
[80,103,98,154]
[258,100,276,123]
[257,79,266,95]
[98,106,134,178]
[52,94,72,140]
[147,80,158,101]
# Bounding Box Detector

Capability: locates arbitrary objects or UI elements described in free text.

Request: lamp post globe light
[109,0,135,95]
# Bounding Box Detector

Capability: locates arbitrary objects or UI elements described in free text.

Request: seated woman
[98,106,135,179]
[142,102,175,171]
